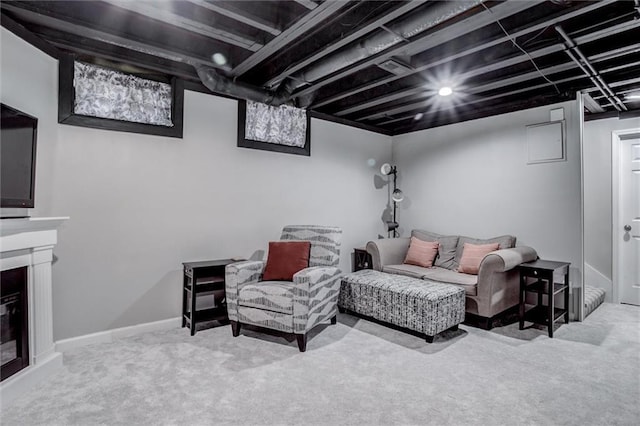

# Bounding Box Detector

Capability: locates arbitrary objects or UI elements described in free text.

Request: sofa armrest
[366,238,410,271]
[481,246,538,273]
[293,266,342,333]
[225,260,265,322]
[473,246,537,318]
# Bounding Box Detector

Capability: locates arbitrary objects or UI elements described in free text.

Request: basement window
[237,100,310,156]
[58,55,184,138]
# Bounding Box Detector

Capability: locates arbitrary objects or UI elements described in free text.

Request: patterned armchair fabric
[225,225,342,351]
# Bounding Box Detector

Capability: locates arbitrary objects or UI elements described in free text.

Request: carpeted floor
[2,302,639,425]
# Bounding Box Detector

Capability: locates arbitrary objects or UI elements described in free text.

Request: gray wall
[583,116,640,299]
[1,28,392,340]
[392,102,583,289]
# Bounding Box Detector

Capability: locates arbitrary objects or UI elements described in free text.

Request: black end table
[182,259,237,335]
[519,259,570,337]
[353,247,372,272]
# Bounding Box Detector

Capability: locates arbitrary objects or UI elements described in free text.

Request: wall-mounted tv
[1,104,38,209]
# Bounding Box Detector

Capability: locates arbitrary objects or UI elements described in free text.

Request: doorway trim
[611,128,640,303]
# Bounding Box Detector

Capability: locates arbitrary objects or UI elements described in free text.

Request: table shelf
[523,305,568,326]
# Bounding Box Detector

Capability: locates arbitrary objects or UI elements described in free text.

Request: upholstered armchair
[225,225,342,352]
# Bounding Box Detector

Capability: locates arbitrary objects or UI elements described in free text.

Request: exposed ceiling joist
[104,1,262,51]
[342,17,638,119]
[313,0,618,110]
[230,0,349,77]
[264,0,428,89]
[582,93,606,113]
[556,24,626,111]
[292,0,541,100]
[1,3,214,67]
[373,51,633,125]
[187,0,281,36]
[294,0,318,11]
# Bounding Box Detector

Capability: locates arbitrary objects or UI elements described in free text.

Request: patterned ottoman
[339,269,465,342]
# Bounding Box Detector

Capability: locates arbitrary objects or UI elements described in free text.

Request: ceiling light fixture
[438,86,453,97]
[625,92,640,100]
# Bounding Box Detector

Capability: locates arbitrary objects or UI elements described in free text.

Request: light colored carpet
[2,302,639,425]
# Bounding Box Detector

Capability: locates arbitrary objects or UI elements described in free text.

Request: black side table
[353,247,372,272]
[519,259,570,337]
[182,259,236,335]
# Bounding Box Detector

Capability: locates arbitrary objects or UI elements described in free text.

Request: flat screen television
[1,104,38,210]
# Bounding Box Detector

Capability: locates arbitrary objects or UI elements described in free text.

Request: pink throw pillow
[458,242,500,275]
[404,237,439,268]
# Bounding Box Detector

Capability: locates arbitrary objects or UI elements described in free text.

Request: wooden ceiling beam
[312,0,618,110]
[41,32,201,82]
[292,0,540,100]
[389,95,569,135]
[263,0,428,88]
[1,3,215,68]
[103,1,262,51]
[294,0,318,11]
[373,70,594,127]
[343,16,637,120]
[230,0,349,77]
[582,93,606,113]
[187,0,281,36]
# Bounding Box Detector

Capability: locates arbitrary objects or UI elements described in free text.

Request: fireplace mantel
[0,216,68,409]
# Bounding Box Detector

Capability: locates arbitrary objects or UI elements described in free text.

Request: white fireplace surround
[0,216,68,409]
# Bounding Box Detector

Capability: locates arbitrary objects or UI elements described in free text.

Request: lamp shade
[392,188,404,202]
[380,163,393,175]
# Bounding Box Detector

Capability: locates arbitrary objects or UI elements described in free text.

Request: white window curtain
[245,101,307,147]
[73,61,173,127]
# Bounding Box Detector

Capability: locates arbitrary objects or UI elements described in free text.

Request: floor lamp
[380,163,404,237]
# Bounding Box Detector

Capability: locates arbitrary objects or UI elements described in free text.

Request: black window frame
[237,100,311,156]
[58,54,184,138]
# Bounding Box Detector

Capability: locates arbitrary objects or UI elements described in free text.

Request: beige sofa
[366,229,537,329]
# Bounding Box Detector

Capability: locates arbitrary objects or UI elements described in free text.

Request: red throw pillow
[458,242,500,275]
[404,237,439,268]
[262,241,311,281]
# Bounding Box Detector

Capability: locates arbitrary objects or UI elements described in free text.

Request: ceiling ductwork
[195,0,482,108]
[196,65,293,107]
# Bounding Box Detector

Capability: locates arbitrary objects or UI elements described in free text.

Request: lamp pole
[392,167,398,237]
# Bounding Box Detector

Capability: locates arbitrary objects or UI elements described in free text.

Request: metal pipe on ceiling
[555,25,627,111]
[195,65,294,106]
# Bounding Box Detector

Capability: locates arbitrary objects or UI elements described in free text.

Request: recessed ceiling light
[211,53,227,66]
[438,86,453,97]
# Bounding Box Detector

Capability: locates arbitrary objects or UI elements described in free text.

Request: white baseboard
[584,263,613,302]
[55,317,181,353]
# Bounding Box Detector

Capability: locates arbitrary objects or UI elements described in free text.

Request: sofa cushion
[383,264,430,279]
[404,237,439,268]
[458,242,500,274]
[412,229,459,270]
[422,267,478,296]
[238,281,295,314]
[454,235,516,269]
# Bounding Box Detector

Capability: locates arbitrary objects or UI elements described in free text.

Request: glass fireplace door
[1,266,29,381]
